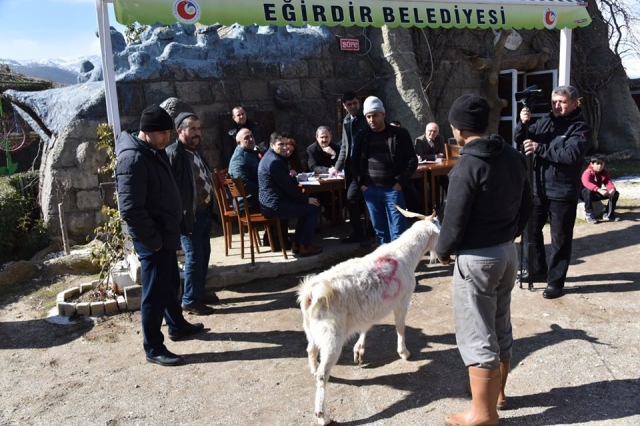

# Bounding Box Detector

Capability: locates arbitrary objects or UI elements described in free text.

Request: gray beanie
[174,112,198,129]
[363,96,385,115]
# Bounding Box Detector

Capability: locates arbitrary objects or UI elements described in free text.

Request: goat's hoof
[399,350,411,360]
[354,353,363,366]
[315,412,331,425]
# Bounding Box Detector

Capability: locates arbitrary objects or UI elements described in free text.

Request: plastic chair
[224,177,288,265]
[212,168,240,256]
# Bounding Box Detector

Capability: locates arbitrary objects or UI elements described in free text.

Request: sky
[0,0,639,78]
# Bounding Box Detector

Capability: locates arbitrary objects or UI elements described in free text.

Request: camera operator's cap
[174,112,198,129]
[140,105,174,133]
[363,96,385,115]
[448,94,490,132]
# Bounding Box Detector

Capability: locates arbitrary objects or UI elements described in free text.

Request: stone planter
[55,279,138,317]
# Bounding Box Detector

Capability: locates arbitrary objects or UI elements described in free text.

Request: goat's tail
[297,276,336,316]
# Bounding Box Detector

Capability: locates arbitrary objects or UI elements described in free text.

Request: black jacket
[334,112,368,178]
[166,140,213,235]
[352,123,418,190]
[116,132,182,251]
[514,108,591,201]
[306,142,340,174]
[258,148,308,213]
[436,135,533,261]
[414,134,445,161]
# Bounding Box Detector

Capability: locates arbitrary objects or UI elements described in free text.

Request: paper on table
[418,160,437,164]
[299,180,321,186]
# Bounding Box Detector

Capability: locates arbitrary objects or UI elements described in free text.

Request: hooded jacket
[514,108,591,201]
[115,132,182,251]
[436,135,533,261]
[581,164,616,193]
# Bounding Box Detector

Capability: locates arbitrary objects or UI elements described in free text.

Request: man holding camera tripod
[515,85,591,299]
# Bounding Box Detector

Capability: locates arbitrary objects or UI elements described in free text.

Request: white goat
[297,208,440,425]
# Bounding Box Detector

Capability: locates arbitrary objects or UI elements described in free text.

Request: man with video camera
[515,85,591,299]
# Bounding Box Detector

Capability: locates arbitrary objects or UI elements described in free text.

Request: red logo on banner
[340,39,360,51]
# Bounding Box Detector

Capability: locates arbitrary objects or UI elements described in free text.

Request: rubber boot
[445,366,500,426]
[496,360,510,410]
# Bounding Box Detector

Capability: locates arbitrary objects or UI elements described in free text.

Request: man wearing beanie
[351,96,417,244]
[116,105,205,367]
[436,94,532,426]
[515,85,591,300]
[167,112,218,316]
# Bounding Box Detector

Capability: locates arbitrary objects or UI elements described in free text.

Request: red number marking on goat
[375,257,402,300]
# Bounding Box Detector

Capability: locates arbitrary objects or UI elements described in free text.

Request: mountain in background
[0,56,100,85]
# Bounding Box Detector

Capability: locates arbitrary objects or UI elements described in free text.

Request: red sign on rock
[340,38,360,51]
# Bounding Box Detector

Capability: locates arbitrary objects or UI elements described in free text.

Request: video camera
[515,85,544,109]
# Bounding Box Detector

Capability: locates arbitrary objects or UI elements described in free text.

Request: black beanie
[139,105,174,133]
[174,112,198,130]
[448,95,490,132]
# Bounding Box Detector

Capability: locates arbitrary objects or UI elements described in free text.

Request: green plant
[0,171,49,263]
[89,125,129,288]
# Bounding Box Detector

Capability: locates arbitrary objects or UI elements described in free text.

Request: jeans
[132,239,189,357]
[581,187,619,218]
[362,186,407,244]
[261,201,320,246]
[523,196,577,289]
[453,242,517,369]
[180,208,212,307]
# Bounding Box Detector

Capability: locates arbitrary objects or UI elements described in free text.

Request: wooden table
[412,159,457,213]
[301,176,345,224]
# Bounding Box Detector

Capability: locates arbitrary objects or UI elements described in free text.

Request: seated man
[258,135,322,257]
[415,122,448,213]
[581,155,620,223]
[306,126,340,221]
[414,122,445,161]
[306,126,339,174]
[228,128,260,212]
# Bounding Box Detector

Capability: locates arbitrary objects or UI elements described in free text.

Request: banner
[114,0,591,30]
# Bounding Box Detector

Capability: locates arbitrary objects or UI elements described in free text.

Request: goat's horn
[394,203,427,220]
[430,210,437,220]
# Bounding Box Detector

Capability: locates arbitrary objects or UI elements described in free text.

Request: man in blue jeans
[352,96,417,244]
[167,112,218,316]
[116,105,205,366]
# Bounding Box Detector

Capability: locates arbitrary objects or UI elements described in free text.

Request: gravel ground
[0,188,639,426]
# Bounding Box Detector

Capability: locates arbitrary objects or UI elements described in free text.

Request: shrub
[0,171,49,263]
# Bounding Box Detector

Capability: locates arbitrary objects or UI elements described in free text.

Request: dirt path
[1,200,639,425]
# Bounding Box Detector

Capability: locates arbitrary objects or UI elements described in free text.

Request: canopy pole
[95,0,121,137]
[558,28,572,87]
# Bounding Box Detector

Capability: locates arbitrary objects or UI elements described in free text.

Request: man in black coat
[167,112,218,316]
[515,85,591,299]
[227,106,265,163]
[306,126,340,174]
[116,105,204,366]
[329,91,371,244]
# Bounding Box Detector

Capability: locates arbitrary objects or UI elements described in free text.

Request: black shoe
[168,322,205,341]
[542,286,563,299]
[518,271,548,283]
[340,234,364,244]
[201,293,220,305]
[181,302,215,316]
[146,350,184,366]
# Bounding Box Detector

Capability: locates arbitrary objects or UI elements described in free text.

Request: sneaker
[181,302,214,316]
[603,213,620,222]
[168,322,205,341]
[585,213,597,224]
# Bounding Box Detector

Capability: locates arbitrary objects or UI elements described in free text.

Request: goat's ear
[394,203,427,220]
[429,210,437,221]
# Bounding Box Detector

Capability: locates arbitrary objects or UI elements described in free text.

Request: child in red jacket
[581,155,620,223]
